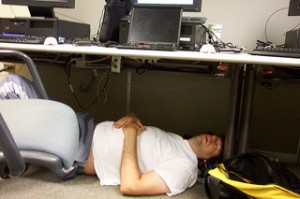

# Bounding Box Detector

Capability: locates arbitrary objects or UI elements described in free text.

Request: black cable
[67,76,98,109]
[200,24,240,50]
[200,24,214,44]
[79,74,96,92]
[96,67,112,105]
[61,56,98,110]
[255,40,276,49]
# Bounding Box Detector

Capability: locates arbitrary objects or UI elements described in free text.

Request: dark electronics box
[0,17,90,42]
[285,28,300,49]
[119,15,207,51]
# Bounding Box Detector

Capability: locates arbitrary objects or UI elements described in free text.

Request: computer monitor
[1,0,75,18]
[288,0,300,16]
[133,0,202,12]
[128,6,182,46]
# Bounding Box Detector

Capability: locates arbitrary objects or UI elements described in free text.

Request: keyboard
[250,46,300,58]
[0,36,45,44]
[116,44,178,51]
[182,16,207,24]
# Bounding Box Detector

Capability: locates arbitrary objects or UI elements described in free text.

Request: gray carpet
[1,164,299,199]
[0,166,208,199]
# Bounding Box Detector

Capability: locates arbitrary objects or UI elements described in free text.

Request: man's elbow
[120,183,138,195]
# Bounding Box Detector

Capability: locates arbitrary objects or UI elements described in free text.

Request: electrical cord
[33,53,113,109]
[61,56,99,109]
[263,6,300,48]
[264,7,288,43]
[199,24,216,45]
[96,67,111,105]
[255,40,277,49]
[67,76,98,109]
[68,66,112,109]
[78,73,96,92]
[199,24,241,50]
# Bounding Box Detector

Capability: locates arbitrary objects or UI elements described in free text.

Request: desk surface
[0,43,299,67]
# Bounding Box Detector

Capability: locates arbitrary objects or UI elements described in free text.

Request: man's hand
[114,113,143,129]
[122,122,145,136]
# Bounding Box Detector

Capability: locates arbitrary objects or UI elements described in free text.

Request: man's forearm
[120,124,171,196]
[120,127,141,194]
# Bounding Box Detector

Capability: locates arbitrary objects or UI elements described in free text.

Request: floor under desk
[0,165,207,199]
[1,164,299,199]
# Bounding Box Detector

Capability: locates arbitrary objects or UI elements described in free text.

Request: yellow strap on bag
[208,165,300,199]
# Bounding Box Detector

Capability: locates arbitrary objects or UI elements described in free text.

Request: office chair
[0,50,80,180]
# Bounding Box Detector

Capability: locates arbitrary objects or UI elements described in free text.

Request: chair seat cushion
[0,99,79,169]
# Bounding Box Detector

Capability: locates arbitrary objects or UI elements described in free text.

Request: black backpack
[205,153,300,199]
[99,0,132,43]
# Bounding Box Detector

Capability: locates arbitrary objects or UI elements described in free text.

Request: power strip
[111,56,121,73]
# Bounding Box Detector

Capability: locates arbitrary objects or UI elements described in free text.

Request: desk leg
[238,65,257,154]
[126,70,132,113]
[223,64,244,159]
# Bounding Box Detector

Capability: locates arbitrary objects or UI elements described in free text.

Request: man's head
[188,134,222,161]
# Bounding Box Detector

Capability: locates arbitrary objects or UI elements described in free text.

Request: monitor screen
[128,6,182,45]
[288,0,300,16]
[133,0,202,12]
[2,0,75,18]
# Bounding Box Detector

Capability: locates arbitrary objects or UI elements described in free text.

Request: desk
[1,43,300,159]
[1,43,300,67]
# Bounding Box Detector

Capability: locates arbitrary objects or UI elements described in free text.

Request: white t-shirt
[92,121,198,196]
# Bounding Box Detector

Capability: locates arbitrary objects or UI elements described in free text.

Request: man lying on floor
[0,74,223,196]
[84,113,222,196]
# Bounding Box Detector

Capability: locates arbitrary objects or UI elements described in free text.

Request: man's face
[197,134,222,159]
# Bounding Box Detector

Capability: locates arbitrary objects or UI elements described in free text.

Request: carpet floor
[0,166,208,199]
[1,163,299,199]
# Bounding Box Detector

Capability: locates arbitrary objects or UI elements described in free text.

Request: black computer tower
[0,17,90,42]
